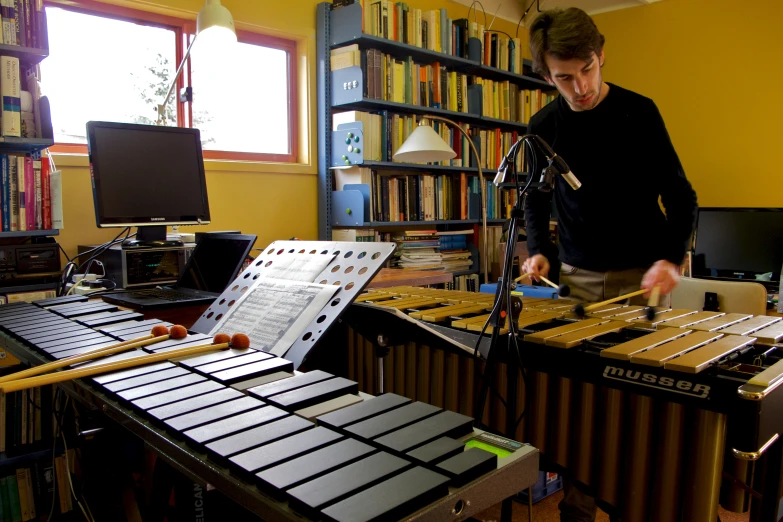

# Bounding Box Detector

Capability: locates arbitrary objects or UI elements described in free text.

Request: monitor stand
[122,226,184,248]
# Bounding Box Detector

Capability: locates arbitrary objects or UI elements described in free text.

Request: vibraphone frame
[342,298,783,522]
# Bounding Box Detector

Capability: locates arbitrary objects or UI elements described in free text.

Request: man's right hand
[521,254,550,282]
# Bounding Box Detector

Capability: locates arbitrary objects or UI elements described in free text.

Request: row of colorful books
[333,46,555,124]
[335,167,520,223]
[1,56,45,140]
[0,0,47,50]
[333,110,529,171]
[0,154,61,232]
[336,1,528,74]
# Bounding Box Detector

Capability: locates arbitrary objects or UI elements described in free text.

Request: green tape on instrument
[465,440,512,459]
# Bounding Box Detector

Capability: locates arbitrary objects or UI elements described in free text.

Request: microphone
[533,136,581,190]
[493,155,509,186]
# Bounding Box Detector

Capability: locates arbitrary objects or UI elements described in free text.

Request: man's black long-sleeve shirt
[524,83,698,272]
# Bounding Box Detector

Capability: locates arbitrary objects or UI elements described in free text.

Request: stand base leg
[501,497,513,522]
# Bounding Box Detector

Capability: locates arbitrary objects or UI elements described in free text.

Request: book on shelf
[391,229,473,273]
[448,273,480,291]
[0,152,57,232]
[331,43,361,70]
[337,1,537,76]
[1,0,47,50]
[4,289,54,303]
[331,46,556,126]
[1,55,21,138]
[335,167,519,223]
[332,110,529,171]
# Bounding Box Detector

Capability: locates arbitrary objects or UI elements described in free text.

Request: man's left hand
[641,260,681,295]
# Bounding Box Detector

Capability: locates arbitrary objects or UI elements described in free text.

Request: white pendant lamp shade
[393,124,456,163]
[197,0,237,44]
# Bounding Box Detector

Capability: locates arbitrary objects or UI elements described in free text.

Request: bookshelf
[0,229,58,238]
[0,137,54,156]
[317,1,554,284]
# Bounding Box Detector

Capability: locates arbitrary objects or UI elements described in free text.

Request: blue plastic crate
[516,471,563,504]
[479,282,559,299]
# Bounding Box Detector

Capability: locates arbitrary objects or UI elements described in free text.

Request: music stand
[190,240,395,369]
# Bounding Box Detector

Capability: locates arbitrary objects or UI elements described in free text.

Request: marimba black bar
[55,304,119,318]
[183,405,288,446]
[178,348,259,369]
[36,333,108,350]
[34,295,88,307]
[164,396,264,432]
[247,370,334,399]
[287,452,412,516]
[264,378,358,411]
[345,402,441,440]
[435,447,497,487]
[373,411,474,453]
[148,388,245,422]
[92,361,176,385]
[143,335,212,352]
[104,367,191,393]
[208,358,294,385]
[50,342,119,359]
[99,319,171,334]
[10,326,83,341]
[228,426,343,476]
[255,438,375,496]
[44,337,115,355]
[320,466,450,522]
[192,352,272,376]
[131,381,224,411]
[118,373,206,402]
[206,415,314,461]
[80,312,144,328]
[406,437,464,465]
[316,393,411,429]
[18,325,89,342]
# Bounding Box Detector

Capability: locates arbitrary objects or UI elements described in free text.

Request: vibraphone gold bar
[344,286,783,522]
[0,295,540,522]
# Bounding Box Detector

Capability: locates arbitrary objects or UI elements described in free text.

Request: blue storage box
[479,283,559,299]
[517,471,563,504]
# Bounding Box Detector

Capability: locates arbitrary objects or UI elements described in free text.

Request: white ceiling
[450,0,663,27]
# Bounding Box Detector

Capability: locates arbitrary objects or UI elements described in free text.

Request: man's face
[544,51,604,112]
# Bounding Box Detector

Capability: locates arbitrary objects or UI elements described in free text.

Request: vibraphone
[0,293,539,522]
[344,286,783,522]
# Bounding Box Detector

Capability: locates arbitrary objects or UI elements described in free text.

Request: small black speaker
[778,264,783,313]
[703,292,719,312]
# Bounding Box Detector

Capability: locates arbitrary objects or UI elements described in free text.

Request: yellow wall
[53,0,522,259]
[592,0,783,207]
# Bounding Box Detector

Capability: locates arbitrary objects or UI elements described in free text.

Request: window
[41,4,297,162]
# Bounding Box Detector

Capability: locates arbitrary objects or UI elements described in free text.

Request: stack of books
[0,154,60,231]
[392,229,473,273]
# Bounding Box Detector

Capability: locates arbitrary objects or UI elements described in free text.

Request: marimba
[0,294,539,522]
[344,286,783,522]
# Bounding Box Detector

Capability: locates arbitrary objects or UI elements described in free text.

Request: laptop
[103,233,257,310]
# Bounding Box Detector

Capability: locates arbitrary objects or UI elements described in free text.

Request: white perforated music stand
[190,240,395,369]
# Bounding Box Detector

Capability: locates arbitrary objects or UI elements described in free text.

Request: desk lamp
[156,0,237,126]
[393,116,489,283]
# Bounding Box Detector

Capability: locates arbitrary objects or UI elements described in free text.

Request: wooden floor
[475,490,751,521]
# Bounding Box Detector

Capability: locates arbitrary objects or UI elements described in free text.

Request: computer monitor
[693,207,783,284]
[86,121,210,248]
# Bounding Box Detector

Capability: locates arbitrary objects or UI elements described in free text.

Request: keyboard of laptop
[135,289,196,301]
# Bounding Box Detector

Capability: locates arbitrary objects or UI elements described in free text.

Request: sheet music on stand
[191,241,396,368]
[210,279,338,357]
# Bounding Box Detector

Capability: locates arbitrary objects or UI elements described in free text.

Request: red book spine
[41,157,50,230]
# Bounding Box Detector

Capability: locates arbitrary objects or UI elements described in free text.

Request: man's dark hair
[529,8,605,77]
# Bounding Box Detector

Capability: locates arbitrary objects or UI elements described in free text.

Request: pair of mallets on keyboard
[0,325,251,393]
[514,272,661,321]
